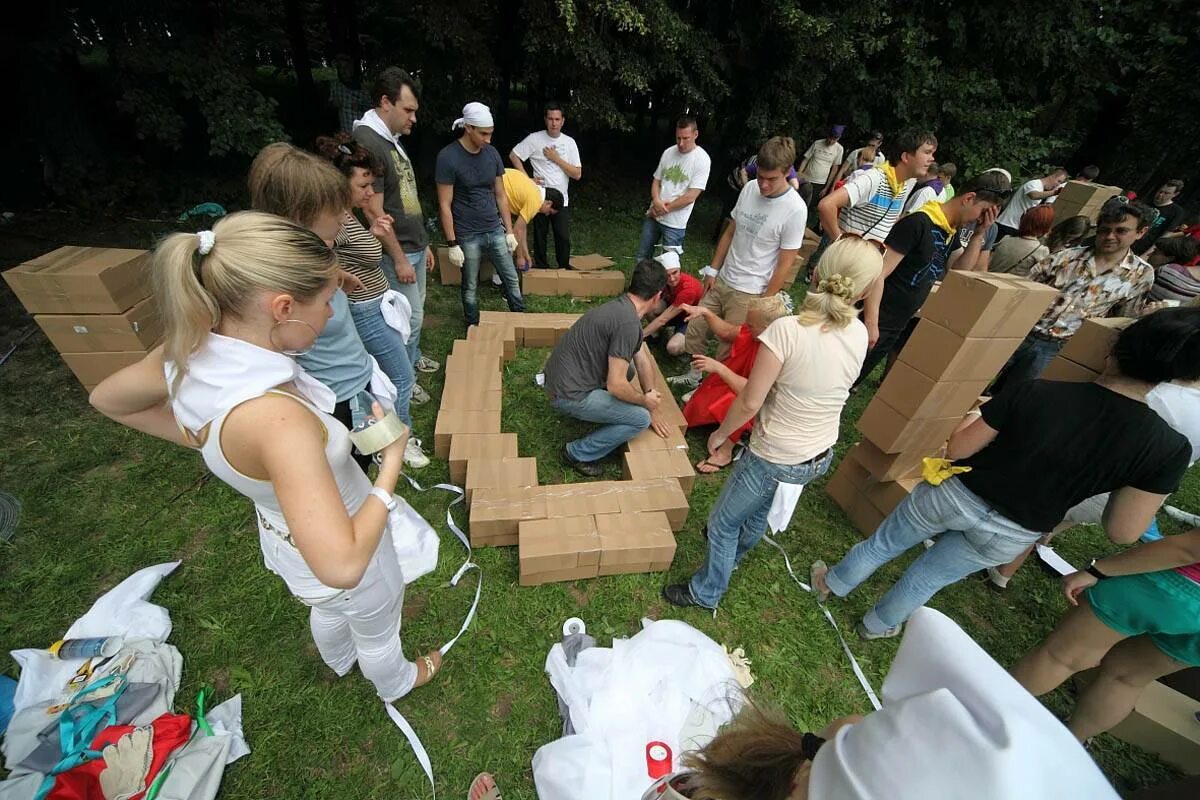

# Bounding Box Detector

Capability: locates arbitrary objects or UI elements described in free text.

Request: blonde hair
[247,143,351,225]
[155,211,340,391]
[757,136,796,173]
[797,237,883,328]
[749,294,790,326]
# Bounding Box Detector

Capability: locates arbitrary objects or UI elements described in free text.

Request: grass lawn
[0,177,1192,798]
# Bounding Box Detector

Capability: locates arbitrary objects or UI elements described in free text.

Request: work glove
[447,245,465,268]
[505,233,519,253]
[99,726,154,800]
[921,457,972,487]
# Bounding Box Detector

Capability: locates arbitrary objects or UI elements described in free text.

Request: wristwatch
[370,487,398,512]
[446,239,458,247]
[1086,559,1110,580]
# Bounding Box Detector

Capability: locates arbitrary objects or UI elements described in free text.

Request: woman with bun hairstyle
[663,238,883,610]
[89,212,442,701]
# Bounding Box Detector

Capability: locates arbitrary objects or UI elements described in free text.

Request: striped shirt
[333,213,389,302]
[839,168,915,244]
[1149,262,1200,305]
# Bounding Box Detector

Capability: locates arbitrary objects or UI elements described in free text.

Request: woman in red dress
[681,294,790,473]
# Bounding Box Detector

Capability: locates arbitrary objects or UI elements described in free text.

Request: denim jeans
[825,477,1042,633]
[380,250,427,366]
[989,331,1064,397]
[551,389,650,462]
[689,447,834,608]
[461,228,525,326]
[348,296,414,427]
[635,217,687,261]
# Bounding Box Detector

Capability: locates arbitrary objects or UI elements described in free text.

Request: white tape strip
[761,534,882,711]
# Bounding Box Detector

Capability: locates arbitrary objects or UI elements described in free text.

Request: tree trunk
[282,0,316,98]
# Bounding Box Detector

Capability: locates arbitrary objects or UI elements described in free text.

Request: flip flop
[413,650,442,689]
[810,560,831,602]
[696,458,731,474]
[468,772,502,800]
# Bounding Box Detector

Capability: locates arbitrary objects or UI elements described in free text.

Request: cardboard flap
[568,253,615,271]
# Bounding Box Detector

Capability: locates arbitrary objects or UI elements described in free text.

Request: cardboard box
[433,409,502,458]
[899,320,1021,382]
[1161,667,1200,702]
[469,486,546,546]
[874,361,991,421]
[622,449,696,494]
[856,397,962,454]
[625,427,689,453]
[1041,355,1098,383]
[465,456,538,506]
[522,327,557,347]
[4,247,151,315]
[918,270,1058,339]
[438,388,503,412]
[449,340,506,370]
[617,478,690,530]
[542,482,623,517]
[521,269,560,296]
[594,511,676,575]
[850,438,930,481]
[34,297,161,353]
[837,447,919,517]
[442,370,503,401]
[824,459,886,537]
[60,350,151,386]
[1052,181,1122,223]
[466,323,517,359]
[1074,671,1200,774]
[448,433,519,485]
[436,247,493,286]
[1059,317,1132,372]
[568,253,615,271]
[518,515,601,585]
[558,270,625,298]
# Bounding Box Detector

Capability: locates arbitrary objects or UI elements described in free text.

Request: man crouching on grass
[545,259,674,476]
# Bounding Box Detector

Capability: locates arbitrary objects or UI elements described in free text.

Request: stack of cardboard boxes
[1051,180,1123,223]
[4,247,157,391]
[1042,317,1132,383]
[827,272,1059,535]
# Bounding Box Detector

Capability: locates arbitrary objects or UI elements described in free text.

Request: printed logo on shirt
[662,164,690,186]
[906,227,954,287]
[737,210,770,238]
[391,152,422,217]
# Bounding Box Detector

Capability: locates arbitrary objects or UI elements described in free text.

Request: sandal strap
[422,654,437,678]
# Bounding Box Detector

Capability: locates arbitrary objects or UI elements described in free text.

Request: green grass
[0,182,1192,797]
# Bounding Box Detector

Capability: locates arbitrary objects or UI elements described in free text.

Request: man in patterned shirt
[989,202,1154,396]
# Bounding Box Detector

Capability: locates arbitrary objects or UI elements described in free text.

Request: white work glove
[505,233,519,253]
[447,245,465,268]
[99,726,154,800]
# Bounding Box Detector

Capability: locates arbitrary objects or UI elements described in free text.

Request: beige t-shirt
[749,316,868,464]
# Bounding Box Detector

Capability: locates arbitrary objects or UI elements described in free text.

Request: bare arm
[666,187,704,214]
[508,150,528,174]
[363,193,405,261]
[1102,487,1171,545]
[682,304,740,342]
[1093,528,1200,575]
[711,219,736,270]
[763,249,800,297]
[643,304,683,337]
[693,355,747,394]
[650,177,663,205]
[90,347,193,447]
[606,356,650,406]
[818,187,851,240]
[495,177,514,235]
[1028,188,1060,200]
[437,183,456,241]
[946,415,998,460]
[712,347,784,441]
[861,246,905,343]
[514,216,531,265]
[546,148,582,180]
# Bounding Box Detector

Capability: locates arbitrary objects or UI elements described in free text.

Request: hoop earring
[269,319,319,357]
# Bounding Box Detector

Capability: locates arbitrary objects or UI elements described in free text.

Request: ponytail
[681,701,814,800]
[154,233,222,394]
[796,237,883,329]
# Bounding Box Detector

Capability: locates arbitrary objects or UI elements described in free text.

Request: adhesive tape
[348,411,409,454]
[562,617,586,636]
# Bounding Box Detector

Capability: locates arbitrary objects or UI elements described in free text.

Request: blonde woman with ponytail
[90,212,442,702]
[663,238,882,610]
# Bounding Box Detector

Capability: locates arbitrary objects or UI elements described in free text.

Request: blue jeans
[825,478,1042,633]
[348,296,414,427]
[461,228,524,326]
[551,389,650,462]
[989,331,1064,397]
[380,250,427,366]
[689,448,833,608]
[635,217,687,261]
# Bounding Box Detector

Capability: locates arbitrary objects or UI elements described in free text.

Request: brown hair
[315,132,380,177]
[1018,206,1055,238]
[757,136,796,172]
[681,701,812,800]
[247,143,351,226]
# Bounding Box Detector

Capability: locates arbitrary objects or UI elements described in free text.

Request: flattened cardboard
[874,361,991,421]
[60,350,152,386]
[849,438,930,482]
[856,396,961,454]
[594,511,676,574]
[437,246,493,286]
[439,388,503,412]
[617,478,689,530]
[568,253,615,271]
[449,432,519,485]
[1075,671,1200,774]
[518,515,601,578]
[469,486,547,546]
[35,297,161,354]
[465,456,538,506]
[622,449,696,494]
[1041,355,1099,383]
[1053,181,1122,223]
[450,340,506,369]
[918,270,1057,339]
[433,409,502,458]
[4,247,151,314]
[466,324,517,359]
[542,482,623,517]
[899,320,1022,382]
[442,370,503,401]
[1059,317,1132,372]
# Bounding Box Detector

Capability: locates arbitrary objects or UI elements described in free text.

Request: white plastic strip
[386,701,437,800]
[762,534,882,711]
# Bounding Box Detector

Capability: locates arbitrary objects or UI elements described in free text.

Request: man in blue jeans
[544,259,674,476]
[634,116,712,261]
[435,101,526,327]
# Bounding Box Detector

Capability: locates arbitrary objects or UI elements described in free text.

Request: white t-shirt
[750,315,868,464]
[839,168,916,244]
[720,181,807,294]
[801,139,845,184]
[843,147,886,172]
[1148,382,1200,464]
[903,184,940,214]
[996,178,1044,228]
[653,145,711,229]
[511,130,580,207]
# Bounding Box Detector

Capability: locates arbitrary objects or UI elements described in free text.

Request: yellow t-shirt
[502,168,544,222]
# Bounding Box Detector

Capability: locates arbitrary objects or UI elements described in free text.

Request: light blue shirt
[296,289,372,402]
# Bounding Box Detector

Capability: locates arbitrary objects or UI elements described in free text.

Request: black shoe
[560,444,603,477]
[661,583,712,610]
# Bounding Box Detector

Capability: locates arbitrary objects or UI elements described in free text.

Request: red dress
[682,325,759,444]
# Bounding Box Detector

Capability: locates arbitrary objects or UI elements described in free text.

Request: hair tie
[196,230,216,256]
[817,273,855,300]
[337,143,353,155]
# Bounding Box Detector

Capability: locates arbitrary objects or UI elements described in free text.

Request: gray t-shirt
[545,295,642,401]
[435,140,505,237]
[351,126,429,252]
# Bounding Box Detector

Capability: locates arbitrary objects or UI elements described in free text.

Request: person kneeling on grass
[545,258,675,477]
[678,295,790,474]
[641,249,705,355]
[810,308,1197,640]
[663,238,883,610]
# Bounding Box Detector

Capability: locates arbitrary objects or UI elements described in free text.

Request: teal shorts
[1087,569,1200,666]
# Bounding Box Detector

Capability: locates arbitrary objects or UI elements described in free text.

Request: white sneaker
[404,437,430,469]
[681,389,696,403]
[666,369,702,388]
[491,272,502,287]
[415,355,440,373]
[856,620,902,640]
[410,384,431,405]
[1164,505,1200,527]
[986,566,1010,589]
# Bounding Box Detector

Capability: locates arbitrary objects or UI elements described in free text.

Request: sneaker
[661,583,714,610]
[856,620,903,640]
[404,437,430,469]
[415,355,440,373]
[491,272,502,287]
[560,444,603,477]
[666,369,702,388]
[1164,505,1200,527]
[410,384,431,405]
[986,566,1010,590]
[681,389,696,403]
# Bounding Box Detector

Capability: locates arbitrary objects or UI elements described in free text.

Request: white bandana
[452,101,494,131]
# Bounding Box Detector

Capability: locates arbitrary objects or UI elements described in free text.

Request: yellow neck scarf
[919,200,955,236]
[879,161,906,196]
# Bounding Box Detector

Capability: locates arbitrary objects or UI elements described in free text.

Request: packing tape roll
[348,411,409,454]
[562,617,586,636]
